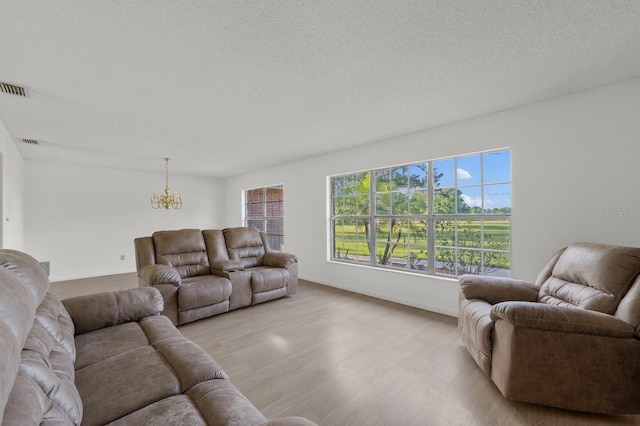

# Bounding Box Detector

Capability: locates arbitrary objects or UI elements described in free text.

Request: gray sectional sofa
[135,227,298,325]
[0,249,315,425]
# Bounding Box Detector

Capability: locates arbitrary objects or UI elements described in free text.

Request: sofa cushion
[108,381,270,426]
[251,267,289,293]
[76,346,181,426]
[179,276,232,311]
[179,303,231,326]
[74,322,151,370]
[0,250,50,307]
[252,288,288,305]
[0,324,21,426]
[63,287,163,335]
[223,227,266,268]
[539,243,640,313]
[153,229,210,278]
[19,349,82,424]
[106,395,208,426]
[0,264,38,353]
[2,375,53,426]
[3,293,82,426]
[74,314,231,425]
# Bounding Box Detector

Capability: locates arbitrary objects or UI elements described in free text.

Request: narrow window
[244,185,284,250]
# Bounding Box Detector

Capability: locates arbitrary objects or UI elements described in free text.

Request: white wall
[18,78,640,310]
[225,78,640,317]
[0,120,24,249]
[24,161,225,281]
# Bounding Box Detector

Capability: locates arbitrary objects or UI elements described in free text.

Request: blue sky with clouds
[435,149,511,210]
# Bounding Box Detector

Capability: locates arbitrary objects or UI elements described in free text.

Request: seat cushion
[109,381,269,426]
[458,297,494,376]
[106,395,208,426]
[75,315,229,426]
[77,346,181,426]
[75,322,151,369]
[251,267,289,293]
[179,276,232,311]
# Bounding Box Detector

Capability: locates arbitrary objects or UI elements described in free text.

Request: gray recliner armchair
[458,242,640,414]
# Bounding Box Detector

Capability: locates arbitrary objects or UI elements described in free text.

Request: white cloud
[461,194,482,208]
[457,168,472,179]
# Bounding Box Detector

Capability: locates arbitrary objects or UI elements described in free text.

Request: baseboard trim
[299,274,458,318]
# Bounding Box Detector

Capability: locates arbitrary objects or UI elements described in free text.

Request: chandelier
[151,157,183,209]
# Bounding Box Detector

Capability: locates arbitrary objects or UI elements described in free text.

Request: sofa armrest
[459,274,538,304]
[139,264,181,286]
[263,252,298,268]
[211,260,245,273]
[490,301,635,338]
[62,287,164,335]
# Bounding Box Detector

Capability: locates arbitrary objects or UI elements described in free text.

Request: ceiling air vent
[21,139,39,145]
[0,82,27,97]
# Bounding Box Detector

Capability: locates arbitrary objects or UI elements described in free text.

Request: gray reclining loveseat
[134,227,298,325]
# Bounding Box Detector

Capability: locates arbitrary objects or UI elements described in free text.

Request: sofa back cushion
[0,265,35,425]
[0,249,81,425]
[153,229,210,278]
[223,227,266,268]
[538,242,640,314]
[3,293,82,426]
[1,250,49,309]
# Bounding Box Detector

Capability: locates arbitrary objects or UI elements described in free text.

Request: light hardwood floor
[51,275,640,426]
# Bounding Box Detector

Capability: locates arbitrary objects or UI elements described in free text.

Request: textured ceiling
[1,1,640,177]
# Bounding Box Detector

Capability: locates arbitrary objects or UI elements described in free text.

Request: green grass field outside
[334,219,511,271]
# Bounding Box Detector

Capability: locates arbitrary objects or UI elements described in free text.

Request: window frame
[329,149,511,277]
[244,184,284,251]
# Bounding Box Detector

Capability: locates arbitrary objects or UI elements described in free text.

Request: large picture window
[244,185,284,251]
[330,149,511,277]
